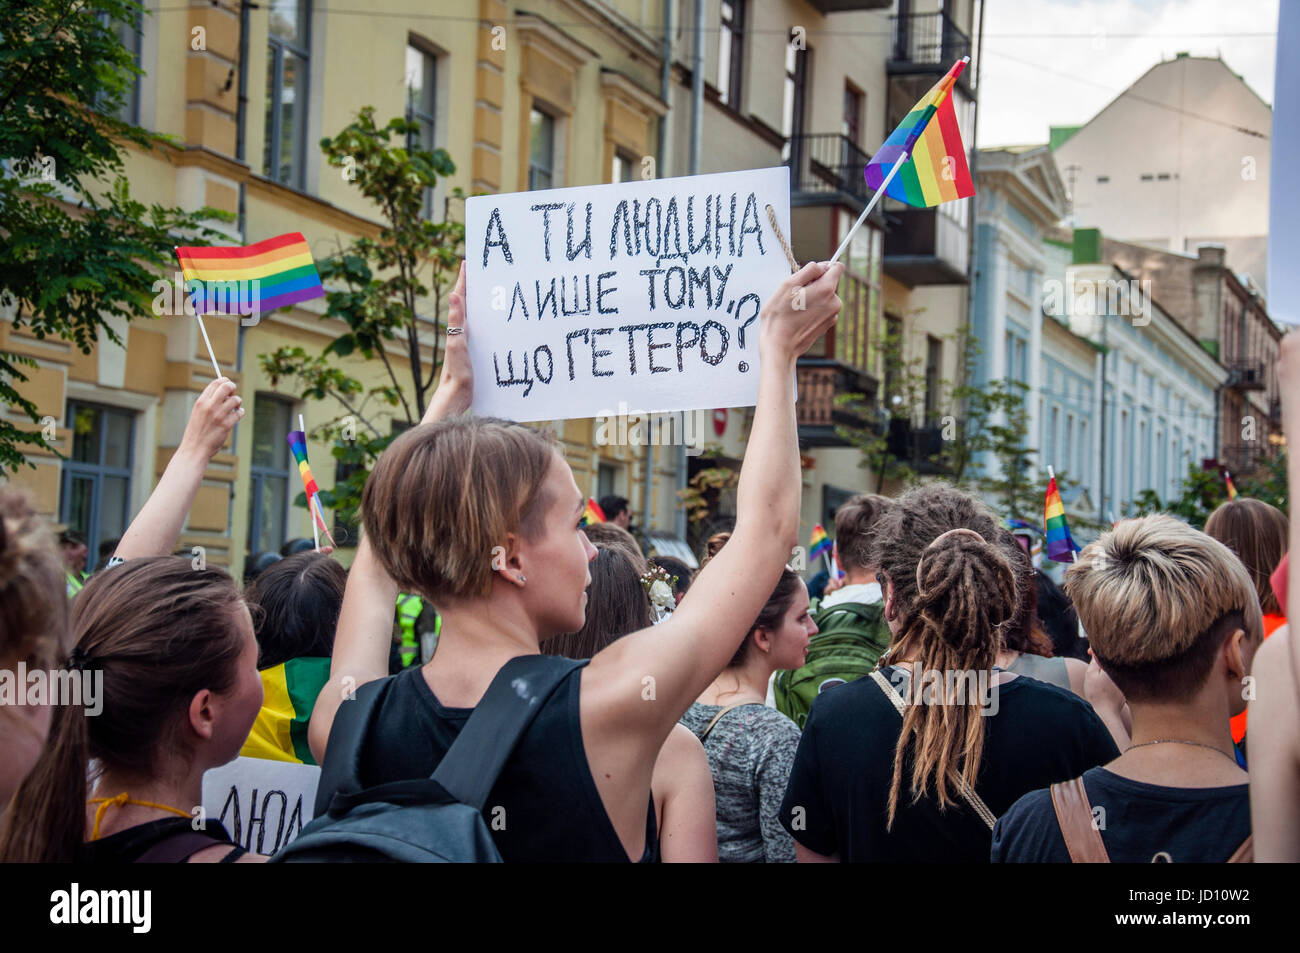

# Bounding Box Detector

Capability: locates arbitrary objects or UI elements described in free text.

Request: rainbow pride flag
[580,498,606,527]
[286,429,336,547]
[809,523,832,562]
[1225,471,1239,500]
[864,58,974,208]
[1044,475,1079,563]
[175,232,324,315]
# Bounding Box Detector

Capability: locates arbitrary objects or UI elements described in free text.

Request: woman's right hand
[758,261,844,365]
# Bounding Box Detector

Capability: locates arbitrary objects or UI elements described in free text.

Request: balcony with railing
[882,204,969,286]
[890,11,974,87]
[796,358,879,447]
[1222,444,1268,475]
[887,418,954,475]
[1226,359,1267,392]
[787,132,872,210]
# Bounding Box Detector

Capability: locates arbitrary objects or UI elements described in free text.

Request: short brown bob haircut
[1064,515,1264,703]
[362,417,560,602]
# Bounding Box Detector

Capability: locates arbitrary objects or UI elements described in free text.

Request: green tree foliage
[0,0,227,471]
[260,108,465,532]
[1128,462,1231,529]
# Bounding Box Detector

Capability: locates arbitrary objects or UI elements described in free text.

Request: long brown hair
[0,557,248,862]
[545,545,652,659]
[870,486,1018,828]
[998,530,1054,657]
[703,532,803,668]
[1204,497,1288,615]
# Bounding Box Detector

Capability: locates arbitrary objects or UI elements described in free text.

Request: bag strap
[868,669,998,831]
[431,655,585,811]
[136,831,235,864]
[1227,835,1253,863]
[1049,778,1110,863]
[699,704,743,742]
[314,675,392,816]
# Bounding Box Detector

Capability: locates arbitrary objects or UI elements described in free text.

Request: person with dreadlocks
[779,485,1118,862]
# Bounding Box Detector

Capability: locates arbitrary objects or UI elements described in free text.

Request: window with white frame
[264,0,311,188]
[406,40,437,218]
[61,402,135,571]
[718,1,745,108]
[529,107,558,190]
[247,396,295,555]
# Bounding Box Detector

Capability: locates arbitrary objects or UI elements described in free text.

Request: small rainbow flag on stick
[1225,470,1239,500]
[580,498,606,527]
[831,57,973,263]
[809,523,833,572]
[1044,467,1078,563]
[286,424,336,550]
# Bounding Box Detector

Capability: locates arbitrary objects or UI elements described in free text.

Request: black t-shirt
[79,818,243,863]
[779,667,1119,862]
[991,767,1251,863]
[359,663,658,863]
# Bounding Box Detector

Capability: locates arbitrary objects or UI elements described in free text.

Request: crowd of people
[2,256,1299,863]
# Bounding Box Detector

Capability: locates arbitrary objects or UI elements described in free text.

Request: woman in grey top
[680,532,814,863]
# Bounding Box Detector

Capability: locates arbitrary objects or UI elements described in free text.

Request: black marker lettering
[596,271,618,315]
[676,321,701,371]
[700,320,729,365]
[591,328,615,378]
[639,268,663,310]
[738,192,764,257]
[535,277,557,320]
[566,329,590,381]
[646,322,675,373]
[529,202,565,262]
[566,202,593,261]
[483,207,513,267]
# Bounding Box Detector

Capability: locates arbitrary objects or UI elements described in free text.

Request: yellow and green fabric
[240,656,332,765]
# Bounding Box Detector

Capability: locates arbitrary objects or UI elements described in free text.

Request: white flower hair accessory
[640,564,678,623]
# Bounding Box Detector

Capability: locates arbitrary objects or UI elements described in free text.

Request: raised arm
[1284,333,1300,689]
[584,261,843,746]
[308,262,470,760]
[112,377,242,561]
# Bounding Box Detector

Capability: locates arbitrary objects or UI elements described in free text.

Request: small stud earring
[518,574,526,584]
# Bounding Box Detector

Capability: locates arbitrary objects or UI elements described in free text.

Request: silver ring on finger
[446,326,464,336]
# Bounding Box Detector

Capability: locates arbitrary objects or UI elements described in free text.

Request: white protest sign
[201,756,320,856]
[466,167,791,422]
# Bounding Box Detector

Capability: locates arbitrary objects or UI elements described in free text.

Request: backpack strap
[314,675,393,816]
[136,831,235,864]
[431,655,586,811]
[1227,835,1253,863]
[1049,777,1110,863]
[868,669,998,831]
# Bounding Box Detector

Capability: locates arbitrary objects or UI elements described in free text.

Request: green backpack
[774,599,891,730]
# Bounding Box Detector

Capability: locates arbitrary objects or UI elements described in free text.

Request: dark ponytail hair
[545,544,652,659]
[244,551,346,668]
[869,486,1019,828]
[703,532,803,668]
[0,557,249,862]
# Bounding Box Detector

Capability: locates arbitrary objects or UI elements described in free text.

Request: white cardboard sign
[465,167,791,422]
[201,756,320,856]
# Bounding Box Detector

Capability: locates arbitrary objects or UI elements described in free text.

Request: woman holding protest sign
[308,257,843,862]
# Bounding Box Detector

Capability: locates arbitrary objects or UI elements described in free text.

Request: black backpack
[271,654,585,862]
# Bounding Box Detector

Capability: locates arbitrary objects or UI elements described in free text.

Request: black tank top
[359,663,659,863]
[79,818,246,863]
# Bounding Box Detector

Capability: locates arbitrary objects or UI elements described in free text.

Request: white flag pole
[829,151,909,265]
[177,247,223,380]
[300,413,319,553]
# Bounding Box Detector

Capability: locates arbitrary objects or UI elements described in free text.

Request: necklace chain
[1125,739,1238,763]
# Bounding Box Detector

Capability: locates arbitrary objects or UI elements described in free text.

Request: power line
[983,48,1271,139]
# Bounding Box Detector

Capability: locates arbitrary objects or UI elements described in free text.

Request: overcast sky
[975,0,1279,147]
